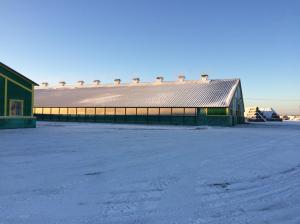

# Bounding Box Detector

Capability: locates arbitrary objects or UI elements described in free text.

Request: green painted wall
[35,112,234,126]
[36,114,200,125]
[0,76,4,116]
[7,80,32,116]
[207,108,227,116]
[198,115,234,126]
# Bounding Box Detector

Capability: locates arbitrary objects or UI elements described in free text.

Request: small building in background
[0,62,38,129]
[285,115,300,121]
[34,75,245,126]
[245,107,282,122]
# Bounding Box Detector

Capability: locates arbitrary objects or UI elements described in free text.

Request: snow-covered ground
[1,121,300,224]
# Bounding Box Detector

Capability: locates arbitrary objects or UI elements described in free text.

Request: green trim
[4,78,7,116]
[31,84,34,116]
[0,73,33,92]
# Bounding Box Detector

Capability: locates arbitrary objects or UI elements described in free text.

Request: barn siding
[33,106,237,126]
[0,76,4,116]
[7,81,32,116]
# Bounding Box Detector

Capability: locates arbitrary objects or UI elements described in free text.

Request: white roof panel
[34,79,240,108]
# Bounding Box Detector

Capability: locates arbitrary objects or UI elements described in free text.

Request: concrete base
[0,117,36,129]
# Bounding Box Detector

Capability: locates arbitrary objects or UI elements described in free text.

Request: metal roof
[34,79,240,108]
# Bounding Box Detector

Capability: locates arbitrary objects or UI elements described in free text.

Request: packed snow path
[1,122,300,224]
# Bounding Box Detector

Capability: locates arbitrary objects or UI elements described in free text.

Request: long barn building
[34,75,245,126]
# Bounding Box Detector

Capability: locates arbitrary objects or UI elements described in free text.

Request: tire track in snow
[192,164,300,223]
[100,176,179,222]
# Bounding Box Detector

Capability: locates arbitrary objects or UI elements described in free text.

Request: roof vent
[114,79,121,85]
[77,80,84,86]
[59,81,66,86]
[156,76,164,83]
[93,80,101,86]
[177,75,185,82]
[201,73,209,81]
[132,77,140,84]
[41,82,49,87]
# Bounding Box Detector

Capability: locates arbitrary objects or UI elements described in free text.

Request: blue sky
[0,0,299,114]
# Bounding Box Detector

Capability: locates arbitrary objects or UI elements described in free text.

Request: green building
[34,75,245,126]
[0,62,38,129]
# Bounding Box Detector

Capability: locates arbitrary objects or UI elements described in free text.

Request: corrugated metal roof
[34,79,240,108]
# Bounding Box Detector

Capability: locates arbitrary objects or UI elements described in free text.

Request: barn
[0,62,38,129]
[34,75,245,126]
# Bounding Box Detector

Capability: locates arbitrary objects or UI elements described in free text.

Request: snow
[1,121,300,224]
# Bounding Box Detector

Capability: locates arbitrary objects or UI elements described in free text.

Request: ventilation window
[105,108,115,115]
[42,108,51,114]
[51,108,60,115]
[148,108,159,115]
[68,108,77,115]
[172,108,185,116]
[96,108,105,115]
[160,108,172,115]
[116,108,126,115]
[86,108,96,115]
[184,108,196,116]
[137,108,147,115]
[126,108,137,115]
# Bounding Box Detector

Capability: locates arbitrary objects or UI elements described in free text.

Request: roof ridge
[35,78,240,90]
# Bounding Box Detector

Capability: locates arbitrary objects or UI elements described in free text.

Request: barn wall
[35,114,199,125]
[197,115,234,126]
[0,76,4,116]
[7,81,33,116]
[228,84,245,124]
[34,107,235,126]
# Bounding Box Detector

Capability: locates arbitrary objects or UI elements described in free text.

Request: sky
[0,0,299,114]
